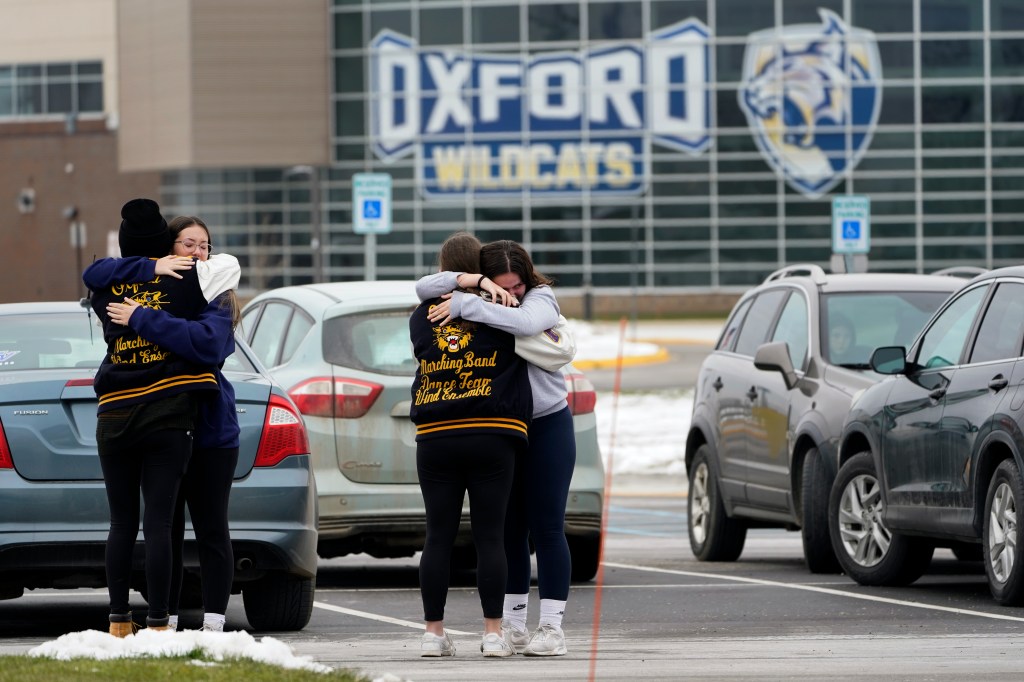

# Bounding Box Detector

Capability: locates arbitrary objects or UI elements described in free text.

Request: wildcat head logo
[739,9,882,198]
[131,291,169,310]
[434,325,471,353]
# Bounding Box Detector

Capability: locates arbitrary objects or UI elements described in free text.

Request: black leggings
[417,434,517,622]
[169,446,239,617]
[506,406,576,600]
[98,428,192,624]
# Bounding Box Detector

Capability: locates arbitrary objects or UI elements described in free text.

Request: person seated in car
[828,313,864,365]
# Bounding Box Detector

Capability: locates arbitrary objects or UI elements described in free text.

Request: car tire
[801,448,841,574]
[568,534,601,582]
[242,573,314,631]
[688,443,746,562]
[983,459,1024,605]
[828,452,933,586]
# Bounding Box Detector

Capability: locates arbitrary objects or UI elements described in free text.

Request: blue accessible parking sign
[832,196,870,254]
[353,174,392,235]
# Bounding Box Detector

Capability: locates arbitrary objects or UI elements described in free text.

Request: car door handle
[989,375,1009,392]
[712,377,724,391]
[746,386,758,401]
[928,388,946,401]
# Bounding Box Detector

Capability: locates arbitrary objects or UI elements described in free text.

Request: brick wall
[0,119,159,302]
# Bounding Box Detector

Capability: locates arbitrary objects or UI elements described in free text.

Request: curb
[572,346,671,371]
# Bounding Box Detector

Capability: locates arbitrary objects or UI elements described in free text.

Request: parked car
[832,266,1024,602]
[240,281,605,581]
[0,301,318,631]
[686,264,964,572]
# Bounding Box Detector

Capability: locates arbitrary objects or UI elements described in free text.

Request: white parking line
[604,561,1024,623]
[312,601,474,635]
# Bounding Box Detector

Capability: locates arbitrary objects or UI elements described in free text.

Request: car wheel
[983,459,1024,605]
[828,452,933,586]
[242,573,314,631]
[568,534,601,582]
[688,443,746,562]
[801,448,841,574]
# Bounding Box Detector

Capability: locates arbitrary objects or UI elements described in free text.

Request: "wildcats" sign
[369,21,711,198]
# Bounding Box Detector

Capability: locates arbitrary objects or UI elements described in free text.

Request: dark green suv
[832,266,1024,602]
[686,264,963,572]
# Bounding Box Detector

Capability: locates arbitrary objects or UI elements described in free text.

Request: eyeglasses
[174,239,211,254]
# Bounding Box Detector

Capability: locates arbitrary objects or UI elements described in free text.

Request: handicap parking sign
[832,196,870,254]
[353,174,392,234]
[363,199,382,220]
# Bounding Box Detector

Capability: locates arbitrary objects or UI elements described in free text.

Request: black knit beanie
[119,198,172,257]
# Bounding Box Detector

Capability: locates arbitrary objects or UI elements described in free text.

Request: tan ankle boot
[109,621,138,638]
[148,625,171,632]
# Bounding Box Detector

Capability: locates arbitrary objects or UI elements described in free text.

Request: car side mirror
[870,346,907,375]
[754,341,798,390]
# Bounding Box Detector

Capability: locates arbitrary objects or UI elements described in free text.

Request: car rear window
[0,311,106,370]
[821,291,952,366]
[322,309,417,376]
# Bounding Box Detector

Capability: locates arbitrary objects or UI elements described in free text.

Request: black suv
[686,264,963,572]
[832,266,1024,603]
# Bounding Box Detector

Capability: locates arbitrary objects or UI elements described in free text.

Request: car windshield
[821,291,952,368]
[322,308,417,376]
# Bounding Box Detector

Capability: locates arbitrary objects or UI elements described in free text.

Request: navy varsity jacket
[409,298,533,441]
[84,258,226,413]
[83,256,240,448]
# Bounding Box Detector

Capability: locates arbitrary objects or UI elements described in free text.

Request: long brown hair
[479,239,553,292]
[437,231,482,275]
[167,215,242,329]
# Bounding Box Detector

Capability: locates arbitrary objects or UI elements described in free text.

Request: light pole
[285,165,323,283]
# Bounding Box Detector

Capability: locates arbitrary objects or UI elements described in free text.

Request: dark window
[529,3,579,42]
[333,12,362,50]
[370,10,411,37]
[734,289,787,357]
[47,82,72,113]
[916,284,989,369]
[921,0,982,31]
[588,2,642,40]
[421,7,464,45]
[969,283,1024,364]
[472,5,520,43]
[718,297,753,351]
[852,0,914,33]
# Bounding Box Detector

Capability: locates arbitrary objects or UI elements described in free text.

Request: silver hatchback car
[240,281,605,581]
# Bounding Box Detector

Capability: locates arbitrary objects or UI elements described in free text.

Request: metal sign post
[353,173,393,281]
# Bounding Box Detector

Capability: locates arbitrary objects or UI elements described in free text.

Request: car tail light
[565,372,597,415]
[0,418,12,469]
[254,394,310,468]
[65,378,94,387]
[288,377,383,419]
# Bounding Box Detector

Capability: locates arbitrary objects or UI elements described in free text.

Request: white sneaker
[480,631,515,657]
[421,630,456,657]
[501,619,530,652]
[523,624,567,656]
